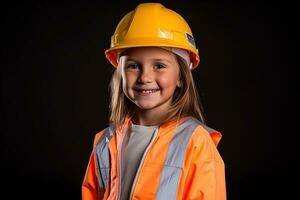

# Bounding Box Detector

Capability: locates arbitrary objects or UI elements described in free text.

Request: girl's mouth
[134,89,160,95]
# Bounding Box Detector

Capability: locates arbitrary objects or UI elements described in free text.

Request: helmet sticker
[185,32,196,48]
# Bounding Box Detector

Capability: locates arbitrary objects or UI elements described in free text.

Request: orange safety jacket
[82,116,226,200]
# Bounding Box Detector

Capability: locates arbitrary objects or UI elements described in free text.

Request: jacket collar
[116,115,189,137]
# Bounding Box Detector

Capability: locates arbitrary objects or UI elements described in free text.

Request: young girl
[82,3,226,200]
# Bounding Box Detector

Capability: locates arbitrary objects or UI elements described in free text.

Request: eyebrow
[126,58,173,64]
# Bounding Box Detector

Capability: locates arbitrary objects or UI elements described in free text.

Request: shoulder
[184,117,223,162]
[93,124,116,146]
[183,117,222,147]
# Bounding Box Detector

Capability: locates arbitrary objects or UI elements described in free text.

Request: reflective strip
[156,117,198,200]
[189,117,219,134]
[95,126,115,190]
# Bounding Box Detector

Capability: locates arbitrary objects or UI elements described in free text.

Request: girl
[82,3,226,200]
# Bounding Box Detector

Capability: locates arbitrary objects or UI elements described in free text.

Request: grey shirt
[120,123,158,200]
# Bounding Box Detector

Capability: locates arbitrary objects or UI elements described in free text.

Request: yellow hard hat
[105,3,200,69]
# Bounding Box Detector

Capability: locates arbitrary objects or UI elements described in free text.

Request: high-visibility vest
[82,116,226,200]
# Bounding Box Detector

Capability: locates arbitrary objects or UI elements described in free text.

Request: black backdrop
[1,1,295,199]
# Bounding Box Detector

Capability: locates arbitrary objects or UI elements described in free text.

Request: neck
[132,108,167,126]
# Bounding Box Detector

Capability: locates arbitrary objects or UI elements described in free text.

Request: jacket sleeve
[181,128,226,200]
[82,150,105,200]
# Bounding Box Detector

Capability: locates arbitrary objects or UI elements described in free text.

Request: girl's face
[120,47,181,113]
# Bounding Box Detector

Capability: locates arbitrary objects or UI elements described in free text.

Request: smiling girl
[82,3,226,200]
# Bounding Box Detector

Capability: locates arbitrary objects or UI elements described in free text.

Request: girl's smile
[133,87,160,96]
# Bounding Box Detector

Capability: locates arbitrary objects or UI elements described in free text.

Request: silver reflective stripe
[191,117,218,134]
[155,117,198,200]
[95,125,115,190]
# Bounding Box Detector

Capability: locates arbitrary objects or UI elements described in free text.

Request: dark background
[1,1,295,199]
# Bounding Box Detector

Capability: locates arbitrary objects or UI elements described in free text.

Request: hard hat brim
[105,39,200,69]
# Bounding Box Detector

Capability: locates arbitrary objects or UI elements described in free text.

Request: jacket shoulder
[186,117,222,146]
[93,125,116,146]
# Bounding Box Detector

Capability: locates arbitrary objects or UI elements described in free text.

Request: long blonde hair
[109,54,206,127]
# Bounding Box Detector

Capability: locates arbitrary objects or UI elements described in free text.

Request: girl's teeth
[141,90,157,93]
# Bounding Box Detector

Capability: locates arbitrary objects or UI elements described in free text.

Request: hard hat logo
[185,32,196,49]
[105,3,200,69]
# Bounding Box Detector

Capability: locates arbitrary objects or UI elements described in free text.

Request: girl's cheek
[158,75,178,88]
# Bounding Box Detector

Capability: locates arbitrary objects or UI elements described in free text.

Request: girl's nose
[137,69,153,84]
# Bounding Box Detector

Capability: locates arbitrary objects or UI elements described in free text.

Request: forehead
[121,47,177,61]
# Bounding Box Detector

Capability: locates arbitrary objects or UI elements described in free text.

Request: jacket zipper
[129,128,159,200]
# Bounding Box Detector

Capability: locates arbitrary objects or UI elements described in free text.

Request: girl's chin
[135,103,157,110]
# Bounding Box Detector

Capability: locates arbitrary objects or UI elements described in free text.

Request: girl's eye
[126,63,140,70]
[154,63,166,69]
